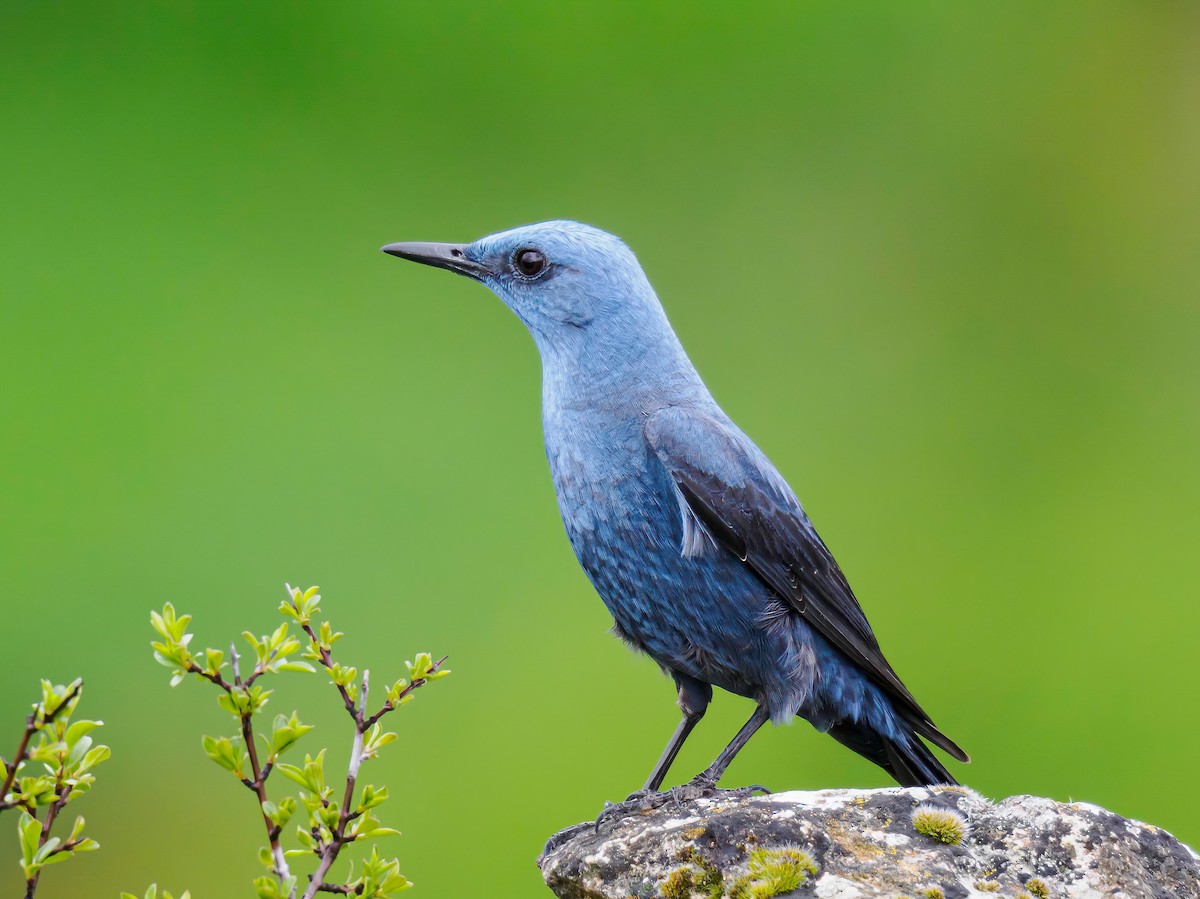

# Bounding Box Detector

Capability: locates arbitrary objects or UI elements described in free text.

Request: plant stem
[301,671,369,899]
[230,642,294,895]
[1,681,81,811]
[26,782,69,897]
[363,656,447,729]
[299,622,358,717]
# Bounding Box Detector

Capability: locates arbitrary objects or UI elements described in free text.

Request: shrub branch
[149,585,448,898]
[2,679,106,898]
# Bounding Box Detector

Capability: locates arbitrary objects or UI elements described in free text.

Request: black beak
[380,241,489,281]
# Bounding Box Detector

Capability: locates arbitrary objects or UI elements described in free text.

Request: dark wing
[645,406,967,762]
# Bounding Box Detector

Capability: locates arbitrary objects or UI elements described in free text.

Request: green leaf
[76,743,111,775]
[253,874,298,899]
[293,825,317,851]
[325,663,357,688]
[348,810,400,840]
[65,772,96,800]
[150,609,169,640]
[66,734,92,767]
[293,749,326,793]
[359,784,388,811]
[362,826,400,839]
[260,795,296,830]
[201,648,224,672]
[317,802,340,830]
[12,774,55,807]
[151,604,191,644]
[405,652,434,680]
[280,584,322,625]
[275,763,309,791]
[201,735,247,777]
[37,679,83,726]
[269,711,314,759]
[33,836,61,864]
[274,660,316,673]
[404,651,449,683]
[242,630,264,660]
[64,720,102,747]
[385,678,408,706]
[315,621,342,650]
[217,685,273,718]
[19,810,41,866]
[362,722,397,759]
[356,846,412,898]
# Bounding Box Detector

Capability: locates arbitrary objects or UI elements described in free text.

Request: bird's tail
[826,719,958,787]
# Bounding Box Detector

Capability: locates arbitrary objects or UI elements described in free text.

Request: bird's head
[382,221,669,360]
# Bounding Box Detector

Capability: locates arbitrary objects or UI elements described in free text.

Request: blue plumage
[383,221,966,791]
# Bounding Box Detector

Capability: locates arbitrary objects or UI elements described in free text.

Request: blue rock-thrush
[382,221,967,798]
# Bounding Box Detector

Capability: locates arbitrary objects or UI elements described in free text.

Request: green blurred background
[3,2,1198,896]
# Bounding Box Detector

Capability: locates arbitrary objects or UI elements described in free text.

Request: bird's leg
[595,675,710,828]
[679,703,771,796]
[596,702,771,829]
[641,675,712,793]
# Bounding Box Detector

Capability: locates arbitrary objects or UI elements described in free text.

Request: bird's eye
[514,248,547,278]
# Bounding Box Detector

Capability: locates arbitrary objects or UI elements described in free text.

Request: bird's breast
[542,409,735,621]
[543,412,671,552]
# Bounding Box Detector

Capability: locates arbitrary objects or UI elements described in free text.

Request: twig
[363,656,447,729]
[25,782,70,898]
[228,642,294,892]
[1,681,82,812]
[298,622,358,718]
[301,671,370,899]
[298,653,446,896]
[18,683,84,898]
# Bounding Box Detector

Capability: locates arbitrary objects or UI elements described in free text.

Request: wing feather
[645,406,967,763]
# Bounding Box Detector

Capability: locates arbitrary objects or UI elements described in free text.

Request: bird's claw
[729,783,772,798]
[593,789,661,831]
[593,781,772,831]
[669,774,769,802]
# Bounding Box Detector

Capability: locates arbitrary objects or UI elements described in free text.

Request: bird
[381,221,968,798]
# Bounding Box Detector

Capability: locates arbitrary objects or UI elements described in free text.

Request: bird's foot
[593,789,664,830]
[668,774,771,804]
[723,782,772,800]
[594,780,771,831]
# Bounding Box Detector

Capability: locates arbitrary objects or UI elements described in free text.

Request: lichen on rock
[537,787,1199,899]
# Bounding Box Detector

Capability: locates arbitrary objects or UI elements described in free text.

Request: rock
[537,787,1199,899]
